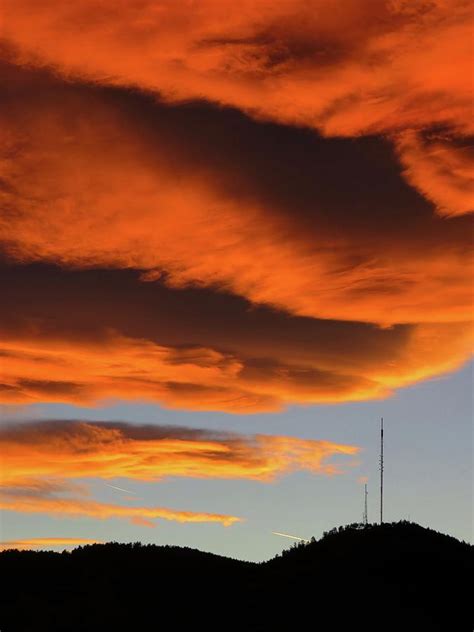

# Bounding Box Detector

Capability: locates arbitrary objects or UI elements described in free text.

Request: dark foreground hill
[1,522,471,632]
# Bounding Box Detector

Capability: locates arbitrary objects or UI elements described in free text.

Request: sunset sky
[0,0,472,560]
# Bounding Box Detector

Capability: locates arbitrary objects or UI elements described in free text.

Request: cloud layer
[1,263,472,410]
[0,537,103,551]
[0,420,358,526]
[0,3,472,413]
[0,61,472,327]
[2,0,473,217]
[2,420,358,483]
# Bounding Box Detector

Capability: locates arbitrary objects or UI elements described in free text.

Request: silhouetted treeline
[1,522,472,632]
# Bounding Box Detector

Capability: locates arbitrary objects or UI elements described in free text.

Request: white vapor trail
[272,531,310,543]
[104,483,136,495]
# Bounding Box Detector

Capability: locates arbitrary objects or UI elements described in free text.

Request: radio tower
[363,483,368,526]
[379,417,384,524]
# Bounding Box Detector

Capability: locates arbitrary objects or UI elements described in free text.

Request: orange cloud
[395,131,474,218]
[0,494,241,528]
[0,8,472,413]
[1,0,473,214]
[1,0,471,134]
[1,420,359,485]
[0,420,358,526]
[0,537,103,551]
[0,65,472,329]
[0,321,471,410]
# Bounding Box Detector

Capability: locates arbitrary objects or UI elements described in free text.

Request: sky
[0,0,473,561]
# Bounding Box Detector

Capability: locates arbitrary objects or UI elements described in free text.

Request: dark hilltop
[1,521,471,632]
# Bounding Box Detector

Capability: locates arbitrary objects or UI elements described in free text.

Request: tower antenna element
[379,417,384,524]
[363,483,368,526]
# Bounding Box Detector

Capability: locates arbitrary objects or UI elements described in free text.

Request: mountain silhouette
[1,521,471,632]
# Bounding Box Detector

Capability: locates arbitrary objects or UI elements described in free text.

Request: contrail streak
[104,483,136,495]
[272,531,310,543]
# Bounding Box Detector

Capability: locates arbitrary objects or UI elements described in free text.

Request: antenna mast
[379,417,384,524]
[363,483,368,526]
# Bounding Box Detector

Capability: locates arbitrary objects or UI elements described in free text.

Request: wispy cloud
[0,537,103,551]
[0,420,359,527]
[1,420,359,484]
[0,493,241,528]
